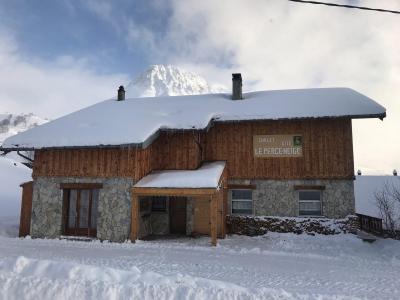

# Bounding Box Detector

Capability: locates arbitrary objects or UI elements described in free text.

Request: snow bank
[0,157,32,237]
[135,161,225,188]
[0,256,297,300]
[0,233,399,299]
[3,88,385,149]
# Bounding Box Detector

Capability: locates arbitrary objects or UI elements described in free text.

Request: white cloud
[1,0,399,173]
[0,31,128,118]
[152,0,400,174]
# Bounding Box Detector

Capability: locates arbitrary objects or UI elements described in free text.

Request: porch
[131,161,227,246]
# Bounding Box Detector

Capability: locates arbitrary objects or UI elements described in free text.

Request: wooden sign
[253,135,303,157]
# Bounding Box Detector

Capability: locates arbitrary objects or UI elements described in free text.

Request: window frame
[230,189,254,216]
[62,187,100,237]
[298,190,323,217]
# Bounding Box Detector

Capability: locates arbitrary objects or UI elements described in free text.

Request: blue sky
[0,0,172,75]
[0,0,399,172]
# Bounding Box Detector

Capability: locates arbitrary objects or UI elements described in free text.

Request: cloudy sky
[0,0,399,174]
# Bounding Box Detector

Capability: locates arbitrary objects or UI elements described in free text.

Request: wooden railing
[356,214,383,236]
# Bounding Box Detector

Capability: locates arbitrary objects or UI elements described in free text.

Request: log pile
[226,215,359,236]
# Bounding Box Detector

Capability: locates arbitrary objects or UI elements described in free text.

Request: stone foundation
[31,177,133,242]
[226,215,359,236]
[229,179,355,219]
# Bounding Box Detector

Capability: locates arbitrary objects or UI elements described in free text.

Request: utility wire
[287,0,400,14]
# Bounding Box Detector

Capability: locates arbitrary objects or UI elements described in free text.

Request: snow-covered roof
[134,161,225,189]
[2,88,386,149]
[355,175,400,218]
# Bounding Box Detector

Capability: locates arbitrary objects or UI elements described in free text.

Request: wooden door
[19,181,33,237]
[64,189,98,237]
[194,197,210,235]
[169,197,187,234]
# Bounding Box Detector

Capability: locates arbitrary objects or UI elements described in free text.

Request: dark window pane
[299,199,321,216]
[68,190,77,228]
[299,191,321,201]
[232,200,253,215]
[231,190,252,200]
[151,196,167,212]
[232,208,253,215]
[299,209,322,216]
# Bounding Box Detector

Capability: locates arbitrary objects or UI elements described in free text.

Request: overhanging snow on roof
[1,88,386,150]
[134,161,226,190]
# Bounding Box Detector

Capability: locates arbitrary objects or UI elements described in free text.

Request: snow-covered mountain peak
[126,64,226,98]
[0,113,48,145]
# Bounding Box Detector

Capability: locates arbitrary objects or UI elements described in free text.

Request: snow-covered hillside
[126,65,226,97]
[0,113,48,145]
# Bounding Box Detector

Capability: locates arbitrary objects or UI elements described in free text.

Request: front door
[64,189,99,237]
[169,197,187,234]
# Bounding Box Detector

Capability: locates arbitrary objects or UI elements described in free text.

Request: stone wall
[31,177,133,242]
[226,215,359,236]
[228,179,354,219]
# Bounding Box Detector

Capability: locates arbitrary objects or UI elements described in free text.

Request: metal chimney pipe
[232,73,242,100]
[117,85,125,101]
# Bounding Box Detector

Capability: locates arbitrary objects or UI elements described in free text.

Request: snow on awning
[134,161,226,189]
[2,88,386,149]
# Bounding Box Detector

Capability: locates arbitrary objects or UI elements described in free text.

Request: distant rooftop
[2,88,386,149]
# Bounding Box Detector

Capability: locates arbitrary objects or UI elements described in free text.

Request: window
[151,196,167,212]
[298,190,322,216]
[231,189,253,215]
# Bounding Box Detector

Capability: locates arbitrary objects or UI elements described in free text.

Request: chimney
[232,73,242,100]
[357,170,362,176]
[394,169,398,176]
[117,85,125,101]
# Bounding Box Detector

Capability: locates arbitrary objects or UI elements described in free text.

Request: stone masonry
[31,177,354,242]
[228,179,354,219]
[31,177,134,242]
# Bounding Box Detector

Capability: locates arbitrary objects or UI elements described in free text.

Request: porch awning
[131,161,226,246]
[133,161,226,196]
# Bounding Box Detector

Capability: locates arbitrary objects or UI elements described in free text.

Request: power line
[287,0,400,14]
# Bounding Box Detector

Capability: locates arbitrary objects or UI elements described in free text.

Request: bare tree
[375,181,400,236]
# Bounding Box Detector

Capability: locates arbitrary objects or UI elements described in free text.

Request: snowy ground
[0,233,399,300]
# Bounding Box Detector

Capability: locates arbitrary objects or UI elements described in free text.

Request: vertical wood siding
[33,131,200,180]
[204,119,354,179]
[32,118,353,180]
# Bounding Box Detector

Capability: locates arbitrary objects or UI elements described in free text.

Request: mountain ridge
[0,113,48,145]
[126,65,226,98]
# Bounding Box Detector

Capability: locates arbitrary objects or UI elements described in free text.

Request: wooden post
[131,193,139,242]
[210,195,217,246]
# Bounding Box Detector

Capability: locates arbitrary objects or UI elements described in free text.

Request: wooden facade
[27,117,354,245]
[32,118,354,180]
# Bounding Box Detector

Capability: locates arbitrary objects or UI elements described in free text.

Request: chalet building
[1,74,386,245]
